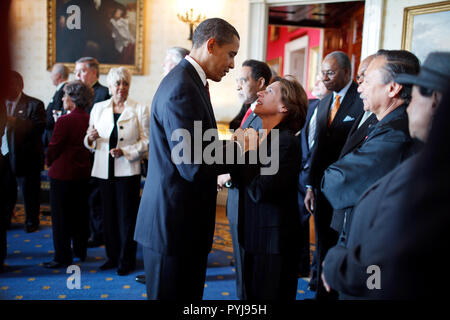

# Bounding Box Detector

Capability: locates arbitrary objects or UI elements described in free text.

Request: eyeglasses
[321,70,336,78]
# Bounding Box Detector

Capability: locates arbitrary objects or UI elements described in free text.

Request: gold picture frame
[267,56,283,76]
[47,0,144,74]
[401,1,450,62]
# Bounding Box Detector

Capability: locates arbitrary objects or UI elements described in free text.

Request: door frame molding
[247,0,384,62]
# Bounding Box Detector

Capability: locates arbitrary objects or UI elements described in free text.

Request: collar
[333,79,353,101]
[377,103,407,126]
[250,100,258,112]
[57,81,67,91]
[185,55,207,86]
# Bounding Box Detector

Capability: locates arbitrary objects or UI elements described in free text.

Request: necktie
[308,107,318,149]
[240,106,253,128]
[328,95,341,127]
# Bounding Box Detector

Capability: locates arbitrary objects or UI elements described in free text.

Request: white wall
[381,0,444,50]
[9,0,249,122]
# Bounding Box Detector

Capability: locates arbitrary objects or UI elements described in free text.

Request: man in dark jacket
[322,51,450,299]
[1,71,46,233]
[321,50,420,247]
[303,51,364,299]
[75,57,110,247]
[44,63,69,146]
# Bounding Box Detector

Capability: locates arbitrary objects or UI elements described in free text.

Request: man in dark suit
[134,18,241,300]
[297,77,331,288]
[327,55,378,235]
[321,51,450,299]
[44,63,69,146]
[303,51,364,299]
[217,59,271,300]
[321,50,420,247]
[75,57,110,247]
[1,71,46,233]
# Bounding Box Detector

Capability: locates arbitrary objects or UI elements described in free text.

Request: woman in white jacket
[84,67,149,275]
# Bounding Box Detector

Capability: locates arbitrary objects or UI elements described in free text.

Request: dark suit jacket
[134,59,235,256]
[297,99,319,222]
[227,106,262,226]
[46,107,91,181]
[232,127,302,254]
[339,112,378,158]
[321,105,414,234]
[305,81,364,189]
[89,81,110,113]
[328,111,378,232]
[5,93,45,176]
[45,82,66,145]
[323,154,419,299]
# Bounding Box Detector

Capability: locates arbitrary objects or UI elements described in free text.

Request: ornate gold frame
[47,0,144,74]
[401,1,450,51]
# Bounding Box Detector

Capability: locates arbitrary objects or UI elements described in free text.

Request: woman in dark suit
[44,80,93,268]
[231,77,308,300]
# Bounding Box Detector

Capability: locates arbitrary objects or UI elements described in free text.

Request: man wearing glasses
[303,51,364,300]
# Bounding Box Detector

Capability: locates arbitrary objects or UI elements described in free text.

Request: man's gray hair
[52,63,69,80]
[75,57,100,78]
[167,47,190,64]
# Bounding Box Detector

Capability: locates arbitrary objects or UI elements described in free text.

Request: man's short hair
[375,49,420,104]
[192,18,240,49]
[242,60,272,86]
[167,47,190,64]
[325,51,352,72]
[52,63,69,80]
[75,57,100,78]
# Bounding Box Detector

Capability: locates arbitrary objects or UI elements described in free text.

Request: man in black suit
[321,51,450,299]
[134,18,241,300]
[303,51,364,299]
[321,50,420,247]
[217,59,271,300]
[75,57,110,247]
[326,55,378,236]
[1,71,46,233]
[44,63,69,146]
[297,76,331,287]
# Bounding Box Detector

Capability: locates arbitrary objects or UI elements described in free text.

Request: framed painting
[267,56,282,77]
[47,0,144,74]
[401,1,450,63]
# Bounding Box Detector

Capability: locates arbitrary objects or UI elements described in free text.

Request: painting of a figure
[49,0,143,73]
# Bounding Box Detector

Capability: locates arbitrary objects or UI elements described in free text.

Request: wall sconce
[177,8,206,41]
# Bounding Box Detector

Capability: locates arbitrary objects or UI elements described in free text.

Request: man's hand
[304,188,315,214]
[217,173,231,191]
[87,125,99,144]
[232,128,259,153]
[110,148,123,158]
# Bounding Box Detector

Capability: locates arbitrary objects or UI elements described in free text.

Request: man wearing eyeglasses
[303,51,363,300]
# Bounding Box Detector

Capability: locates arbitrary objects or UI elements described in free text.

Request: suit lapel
[330,82,358,128]
[316,93,332,138]
[14,94,28,118]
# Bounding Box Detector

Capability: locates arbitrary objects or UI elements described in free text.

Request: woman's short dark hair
[192,18,239,49]
[63,80,94,111]
[277,76,308,132]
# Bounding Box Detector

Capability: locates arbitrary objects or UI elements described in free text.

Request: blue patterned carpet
[0,205,314,300]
